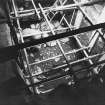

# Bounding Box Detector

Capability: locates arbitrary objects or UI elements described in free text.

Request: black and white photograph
[0,0,105,105]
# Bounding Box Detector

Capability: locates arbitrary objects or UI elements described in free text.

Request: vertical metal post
[31,0,41,19]
[11,0,36,93]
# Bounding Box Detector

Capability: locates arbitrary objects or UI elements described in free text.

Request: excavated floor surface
[0,73,105,105]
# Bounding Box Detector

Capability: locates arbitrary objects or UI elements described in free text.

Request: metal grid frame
[10,0,105,94]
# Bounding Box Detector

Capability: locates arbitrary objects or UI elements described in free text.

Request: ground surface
[0,75,105,105]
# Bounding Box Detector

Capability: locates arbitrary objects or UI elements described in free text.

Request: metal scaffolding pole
[11,0,36,93]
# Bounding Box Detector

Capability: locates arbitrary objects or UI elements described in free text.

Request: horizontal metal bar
[11,12,35,19]
[0,22,105,62]
[11,7,77,19]
[21,23,105,49]
[10,0,104,18]
[24,58,105,88]
[35,51,105,77]
[53,51,105,70]
[29,46,90,66]
[25,51,105,79]
[10,7,51,15]
[42,0,104,12]
[22,27,69,38]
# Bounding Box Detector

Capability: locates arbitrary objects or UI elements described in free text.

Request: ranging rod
[0,22,105,62]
